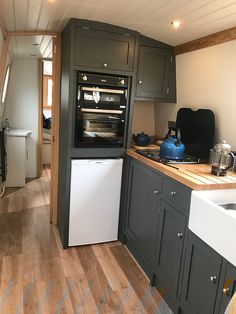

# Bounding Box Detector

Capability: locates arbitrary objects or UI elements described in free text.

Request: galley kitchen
[1,1,236,314]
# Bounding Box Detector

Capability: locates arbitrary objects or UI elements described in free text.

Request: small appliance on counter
[133,132,151,146]
[209,140,235,176]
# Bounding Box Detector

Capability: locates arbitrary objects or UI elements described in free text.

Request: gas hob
[136,149,201,164]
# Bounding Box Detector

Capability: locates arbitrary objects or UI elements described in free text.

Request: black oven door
[75,86,127,148]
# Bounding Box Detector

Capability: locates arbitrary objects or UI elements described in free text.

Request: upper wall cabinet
[136,43,176,102]
[74,27,136,72]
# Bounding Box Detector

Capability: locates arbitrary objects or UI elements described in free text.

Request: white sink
[189,189,236,267]
[6,129,32,137]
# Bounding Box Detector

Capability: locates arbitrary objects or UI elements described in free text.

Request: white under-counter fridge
[68,158,123,246]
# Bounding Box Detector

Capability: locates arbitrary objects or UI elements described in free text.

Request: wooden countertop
[127,148,236,190]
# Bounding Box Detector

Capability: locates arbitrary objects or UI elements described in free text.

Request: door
[125,160,162,268]
[74,28,135,72]
[181,232,222,314]
[136,46,173,99]
[155,201,186,299]
[50,35,61,224]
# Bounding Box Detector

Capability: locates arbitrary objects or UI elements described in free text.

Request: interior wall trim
[175,26,236,55]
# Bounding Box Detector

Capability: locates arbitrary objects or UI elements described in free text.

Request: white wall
[4,58,39,177]
[155,40,236,150]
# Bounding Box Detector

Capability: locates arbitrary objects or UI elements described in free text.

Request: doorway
[6,33,60,225]
[41,60,53,169]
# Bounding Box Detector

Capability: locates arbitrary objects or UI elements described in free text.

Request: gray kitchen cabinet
[216,262,236,314]
[181,231,223,314]
[154,200,187,313]
[136,45,176,101]
[74,27,136,72]
[124,158,162,278]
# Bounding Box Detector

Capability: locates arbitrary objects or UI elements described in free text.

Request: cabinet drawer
[162,178,191,213]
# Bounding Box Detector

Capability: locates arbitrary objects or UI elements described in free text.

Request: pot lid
[214,140,231,153]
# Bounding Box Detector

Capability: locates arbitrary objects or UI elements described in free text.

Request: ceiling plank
[175,25,236,55]
[9,31,57,36]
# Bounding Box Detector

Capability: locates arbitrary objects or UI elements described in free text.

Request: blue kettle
[160,129,185,160]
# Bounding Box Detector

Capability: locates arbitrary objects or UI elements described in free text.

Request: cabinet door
[181,232,222,314]
[218,263,236,314]
[136,46,174,100]
[155,201,186,299]
[74,28,135,72]
[125,160,162,269]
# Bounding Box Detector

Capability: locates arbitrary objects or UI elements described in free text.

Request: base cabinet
[124,159,162,278]
[181,232,222,314]
[120,156,236,314]
[216,262,236,314]
[154,201,187,311]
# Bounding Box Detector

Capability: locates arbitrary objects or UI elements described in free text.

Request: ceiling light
[171,20,181,29]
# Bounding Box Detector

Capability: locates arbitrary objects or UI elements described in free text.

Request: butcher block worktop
[127,149,236,190]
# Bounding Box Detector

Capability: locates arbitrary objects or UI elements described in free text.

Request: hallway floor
[0,167,172,314]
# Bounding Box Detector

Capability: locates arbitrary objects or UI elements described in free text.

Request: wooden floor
[0,166,172,314]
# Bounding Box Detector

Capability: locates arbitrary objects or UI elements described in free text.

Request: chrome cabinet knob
[223,288,230,295]
[103,63,108,67]
[171,191,176,196]
[138,80,143,84]
[177,232,184,239]
[210,276,217,283]
[154,190,159,195]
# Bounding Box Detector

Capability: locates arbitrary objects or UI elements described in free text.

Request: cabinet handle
[154,190,159,195]
[138,80,143,84]
[210,276,217,284]
[103,63,108,67]
[223,288,230,296]
[177,232,184,239]
[171,191,176,196]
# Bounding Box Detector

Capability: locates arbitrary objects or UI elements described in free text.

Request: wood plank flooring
[0,166,172,314]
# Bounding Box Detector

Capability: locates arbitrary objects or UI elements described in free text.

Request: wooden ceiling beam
[174,26,236,55]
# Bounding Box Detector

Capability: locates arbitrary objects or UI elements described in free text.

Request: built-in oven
[75,72,129,148]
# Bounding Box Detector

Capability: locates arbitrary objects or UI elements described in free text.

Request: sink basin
[189,189,236,267]
[219,203,236,210]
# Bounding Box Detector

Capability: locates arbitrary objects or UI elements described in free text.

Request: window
[1,65,10,104]
[43,75,53,109]
[43,60,53,109]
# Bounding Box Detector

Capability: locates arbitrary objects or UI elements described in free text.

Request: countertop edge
[126,149,236,191]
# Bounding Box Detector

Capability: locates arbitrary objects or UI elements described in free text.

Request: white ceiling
[1,0,236,46]
[9,35,53,59]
